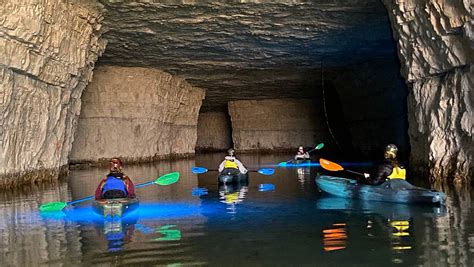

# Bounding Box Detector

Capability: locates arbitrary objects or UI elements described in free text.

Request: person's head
[109,158,124,172]
[384,144,398,159]
[298,146,304,152]
[227,148,235,157]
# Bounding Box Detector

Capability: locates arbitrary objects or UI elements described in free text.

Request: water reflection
[323,223,347,251]
[218,182,248,214]
[0,154,473,266]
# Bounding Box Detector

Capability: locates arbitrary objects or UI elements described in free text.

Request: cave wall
[0,0,106,188]
[382,0,473,182]
[228,99,330,151]
[70,66,205,163]
[196,112,232,151]
[326,59,409,157]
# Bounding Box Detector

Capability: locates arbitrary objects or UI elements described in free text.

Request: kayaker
[218,148,248,174]
[95,158,136,199]
[295,146,310,160]
[363,144,406,185]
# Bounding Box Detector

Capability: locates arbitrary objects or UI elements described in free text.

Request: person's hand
[363,173,370,179]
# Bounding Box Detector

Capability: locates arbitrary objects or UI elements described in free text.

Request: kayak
[93,198,139,217]
[315,175,446,205]
[218,168,249,184]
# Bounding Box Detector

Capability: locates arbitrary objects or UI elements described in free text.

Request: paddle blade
[315,143,324,150]
[39,202,68,212]
[155,172,180,185]
[257,168,275,175]
[320,158,344,171]
[277,162,288,166]
[192,167,208,174]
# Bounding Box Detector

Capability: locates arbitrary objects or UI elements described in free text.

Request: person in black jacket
[363,144,406,185]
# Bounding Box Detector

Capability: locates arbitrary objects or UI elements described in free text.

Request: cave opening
[81,0,409,163]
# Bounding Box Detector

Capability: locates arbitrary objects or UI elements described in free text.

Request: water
[1,153,473,266]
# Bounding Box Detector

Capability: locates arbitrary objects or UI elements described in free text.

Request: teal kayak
[92,198,139,217]
[315,175,446,205]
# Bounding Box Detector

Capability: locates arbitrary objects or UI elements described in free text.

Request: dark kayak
[315,175,446,205]
[218,168,249,184]
[93,198,139,217]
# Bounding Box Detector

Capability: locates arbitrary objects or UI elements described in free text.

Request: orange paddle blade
[320,158,344,171]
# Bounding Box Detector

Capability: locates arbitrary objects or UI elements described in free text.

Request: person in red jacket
[95,158,136,199]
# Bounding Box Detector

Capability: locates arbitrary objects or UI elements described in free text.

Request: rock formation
[382,0,473,182]
[0,0,106,187]
[196,112,233,151]
[228,99,331,151]
[70,66,204,163]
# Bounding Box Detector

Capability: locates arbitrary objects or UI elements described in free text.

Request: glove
[363,173,370,179]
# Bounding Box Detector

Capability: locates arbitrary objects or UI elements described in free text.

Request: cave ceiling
[97,0,397,111]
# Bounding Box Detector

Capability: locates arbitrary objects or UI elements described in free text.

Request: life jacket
[387,166,406,180]
[102,175,127,196]
[224,159,238,169]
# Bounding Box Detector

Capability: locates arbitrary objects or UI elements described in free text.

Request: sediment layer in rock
[70,66,205,163]
[0,0,106,187]
[382,0,473,182]
[228,99,331,151]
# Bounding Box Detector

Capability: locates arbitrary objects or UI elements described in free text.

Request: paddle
[192,166,275,176]
[39,172,180,212]
[278,143,325,166]
[319,158,365,176]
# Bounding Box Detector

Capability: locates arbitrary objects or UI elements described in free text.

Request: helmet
[384,144,398,159]
[227,148,235,156]
[298,146,304,150]
[109,158,124,172]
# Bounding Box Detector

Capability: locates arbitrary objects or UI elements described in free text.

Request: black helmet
[227,148,235,156]
[384,144,398,159]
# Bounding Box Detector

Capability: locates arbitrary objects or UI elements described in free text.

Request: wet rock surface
[0,0,106,187]
[382,0,473,182]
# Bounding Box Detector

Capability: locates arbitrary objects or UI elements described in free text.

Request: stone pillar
[196,112,233,151]
[228,99,330,151]
[382,0,473,182]
[70,66,205,163]
[0,0,106,188]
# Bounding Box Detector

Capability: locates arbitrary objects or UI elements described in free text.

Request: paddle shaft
[345,169,365,176]
[67,179,162,205]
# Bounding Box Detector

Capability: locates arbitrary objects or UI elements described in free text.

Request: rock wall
[0,0,106,188]
[228,99,331,151]
[70,66,205,163]
[382,0,473,182]
[196,112,233,151]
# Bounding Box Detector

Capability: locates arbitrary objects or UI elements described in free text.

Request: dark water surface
[1,153,473,266]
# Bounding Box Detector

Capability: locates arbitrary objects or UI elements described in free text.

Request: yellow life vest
[387,166,406,179]
[224,160,238,169]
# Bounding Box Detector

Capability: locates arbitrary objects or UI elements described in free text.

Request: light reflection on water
[0,153,473,266]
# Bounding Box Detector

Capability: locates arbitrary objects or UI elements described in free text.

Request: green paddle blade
[155,172,180,185]
[39,202,68,212]
[315,143,324,150]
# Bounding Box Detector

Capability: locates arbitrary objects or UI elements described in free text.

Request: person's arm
[367,164,392,185]
[95,179,106,199]
[304,152,310,159]
[218,160,225,172]
[235,159,248,173]
[124,176,136,198]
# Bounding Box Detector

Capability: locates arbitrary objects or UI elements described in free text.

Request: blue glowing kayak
[218,168,249,184]
[92,198,139,217]
[315,175,446,205]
